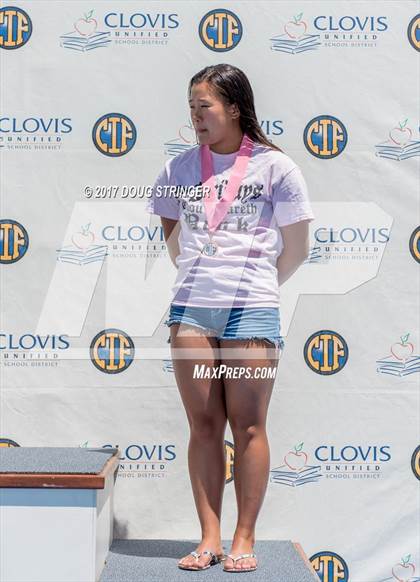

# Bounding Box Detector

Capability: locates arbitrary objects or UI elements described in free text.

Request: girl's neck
[209,129,244,154]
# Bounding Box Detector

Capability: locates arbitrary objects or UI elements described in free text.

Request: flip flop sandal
[223,553,258,573]
[178,549,224,571]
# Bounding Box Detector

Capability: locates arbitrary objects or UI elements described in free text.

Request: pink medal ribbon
[200,133,254,256]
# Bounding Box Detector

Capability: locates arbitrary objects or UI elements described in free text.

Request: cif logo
[199,9,242,52]
[225,440,234,483]
[411,445,420,481]
[90,329,135,373]
[0,6,32,49]
[309,551,349,582]
[92,113,137,157]
[0,220,29,263]
[409,226,420,263]
[304,330,348,375]
[0,438,20,447]
[303,115,347,159]
[407,14,420,51]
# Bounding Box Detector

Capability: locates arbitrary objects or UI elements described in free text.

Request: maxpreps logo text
[60,10,180,50]
[0,116,72,151]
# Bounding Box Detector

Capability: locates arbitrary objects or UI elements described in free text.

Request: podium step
[100,539,318,581]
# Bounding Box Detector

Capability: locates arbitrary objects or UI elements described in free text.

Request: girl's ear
[230,103,240,119]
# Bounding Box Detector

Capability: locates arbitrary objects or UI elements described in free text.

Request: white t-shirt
[146,142,315,308]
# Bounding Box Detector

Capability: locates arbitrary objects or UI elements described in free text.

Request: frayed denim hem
[219,336,285,350]
[164,318,216,343]
[165,318,286,350]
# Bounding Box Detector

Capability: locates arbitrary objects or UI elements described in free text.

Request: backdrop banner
[1,3,419,581]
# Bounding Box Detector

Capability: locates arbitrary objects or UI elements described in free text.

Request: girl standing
[147,63,314,573]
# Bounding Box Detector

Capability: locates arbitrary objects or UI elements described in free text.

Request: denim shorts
[164,303,285,350]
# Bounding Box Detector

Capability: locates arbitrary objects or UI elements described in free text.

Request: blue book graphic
[56,244,108,265]
[270,464,322,486]
[376,355,420,377]
[270,33,321,54]
[60,31,111,52]
[375,139,420,161]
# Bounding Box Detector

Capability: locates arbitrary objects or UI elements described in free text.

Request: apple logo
[284,441,308,471]
[284,13,307,39]
[390,333,414,362]
[178,122,196,144]
[391,554,416,581]
[71,223,95,250]
[389,119,412,146]
[74,10,98,37]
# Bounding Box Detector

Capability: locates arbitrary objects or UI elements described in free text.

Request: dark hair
[188,63,283,153]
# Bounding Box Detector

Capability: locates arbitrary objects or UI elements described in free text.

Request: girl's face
[189,81,239,146]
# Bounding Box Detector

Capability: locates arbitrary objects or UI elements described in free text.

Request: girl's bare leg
[220,339,280,571]
[170,323,228,569]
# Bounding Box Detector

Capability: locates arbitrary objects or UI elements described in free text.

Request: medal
[199,133,254,257]
[201,233,218,256]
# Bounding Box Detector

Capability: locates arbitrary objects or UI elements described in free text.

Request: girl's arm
[276,219,311,286]
[161,217,181,268]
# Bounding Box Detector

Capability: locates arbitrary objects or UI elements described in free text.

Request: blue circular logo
[199,9,242,52]
[407,14,420,51]
[0,6,32,49]
[92,113,137,157]
[303,115,348,159]
[0,219,29,263]
[304,330,349,375]
[309,551,349,582]
[409,226,420,264]
[90,328,135,374]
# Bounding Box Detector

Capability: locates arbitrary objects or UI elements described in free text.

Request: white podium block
[0,447,120,582]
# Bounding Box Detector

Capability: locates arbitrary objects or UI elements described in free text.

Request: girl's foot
[224,536,257,571]
[178,540,225,570]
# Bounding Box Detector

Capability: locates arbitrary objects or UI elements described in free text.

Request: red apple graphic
[178,122,196,144]
[284,441,308,470]
[74,10,97,37]
[392,554,416,581]
[390,333,414,362]
[284,13,307,39]
[389,119,412,146]
[72,223,95,250]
